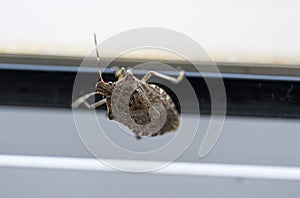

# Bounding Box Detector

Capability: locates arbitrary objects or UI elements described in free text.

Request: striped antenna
[94,33,104,82]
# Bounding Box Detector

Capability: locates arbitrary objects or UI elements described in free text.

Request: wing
[128,83,154,125]
[110,73,179,138]
[129,83,179,137]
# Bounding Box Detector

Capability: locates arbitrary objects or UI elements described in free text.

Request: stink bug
[72,34,185,139]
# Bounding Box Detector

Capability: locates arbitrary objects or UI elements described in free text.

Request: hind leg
[141,70,185,84]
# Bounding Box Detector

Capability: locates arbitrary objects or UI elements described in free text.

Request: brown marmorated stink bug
[72,34,185,139]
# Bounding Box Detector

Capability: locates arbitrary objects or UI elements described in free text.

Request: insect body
[71,34,185,139]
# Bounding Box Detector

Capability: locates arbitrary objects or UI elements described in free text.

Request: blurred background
[2,0,300,65]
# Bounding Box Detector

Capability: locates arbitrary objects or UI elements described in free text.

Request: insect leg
[83,98,106,109]
[115,67,125,80]
[141,70,185,84]
[71,92,99,108]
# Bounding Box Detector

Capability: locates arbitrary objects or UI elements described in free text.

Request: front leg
[83,98,106,109]
[141,70,185,84]
[71,92,99,108]
[115,67,125,80]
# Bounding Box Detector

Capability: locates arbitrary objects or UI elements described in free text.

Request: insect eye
[108,81,113,85]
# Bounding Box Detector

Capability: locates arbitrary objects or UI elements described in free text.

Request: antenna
[94,33,104,82]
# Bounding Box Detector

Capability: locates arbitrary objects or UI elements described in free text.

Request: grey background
[0,105,300,197]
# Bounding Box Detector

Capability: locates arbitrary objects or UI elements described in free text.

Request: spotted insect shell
[106,72,179,138]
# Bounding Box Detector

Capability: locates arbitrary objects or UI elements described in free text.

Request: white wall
[1,0,300,64]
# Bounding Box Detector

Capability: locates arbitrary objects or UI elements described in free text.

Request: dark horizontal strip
[0,63,299,118]
[2,53,300,76]
[3,63,300,82]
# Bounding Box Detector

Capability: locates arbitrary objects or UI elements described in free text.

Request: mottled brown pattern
[106,96,113,120]
[147,84,179,136]
[106,73,179,138]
